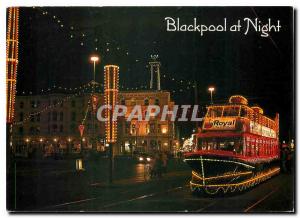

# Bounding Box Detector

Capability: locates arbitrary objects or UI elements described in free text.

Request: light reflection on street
[135,163,145,182]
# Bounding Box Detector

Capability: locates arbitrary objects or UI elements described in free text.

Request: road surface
[7,158,294,212]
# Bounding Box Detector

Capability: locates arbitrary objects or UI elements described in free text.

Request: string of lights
[32,7,143,60]
[81,98,91,125]
[190,167,280,195]
[25,8,206,97]
[13,88,92,126]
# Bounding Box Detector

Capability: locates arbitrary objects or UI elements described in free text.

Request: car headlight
[139,157,144,161]
[146,157,151,162]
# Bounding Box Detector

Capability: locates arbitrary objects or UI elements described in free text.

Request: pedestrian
[151,153,159,178]
[281,141,288,173]
[156,153,163,178]
[162,152,168,174]
[152,153,163,178]
[286,147,292,173]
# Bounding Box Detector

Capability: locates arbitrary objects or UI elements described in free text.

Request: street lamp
[25,138,30,155]
[208,87,215,104]
[67,137,72,154]
[90,55,100,152]
[90,55,99,83]
[39,138,44,156]
[53,138,58,155]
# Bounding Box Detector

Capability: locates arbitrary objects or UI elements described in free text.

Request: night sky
[15,7,294,140]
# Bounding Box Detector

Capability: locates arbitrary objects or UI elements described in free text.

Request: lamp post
[39,138,44,157]
[67,137,72,154]
[53,138,58,156]
[25,138,30,157]
[90,55,100,152]
[90,55,99,84]
[208,87,215,105]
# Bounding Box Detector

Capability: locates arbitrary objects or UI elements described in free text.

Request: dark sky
[15,7,294,140]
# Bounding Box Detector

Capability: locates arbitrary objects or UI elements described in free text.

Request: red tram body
[184,95,280,195]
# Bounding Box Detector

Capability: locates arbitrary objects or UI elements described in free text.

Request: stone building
[12,90,178,156]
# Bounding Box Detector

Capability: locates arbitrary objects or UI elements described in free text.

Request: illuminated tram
[184,95,280,195]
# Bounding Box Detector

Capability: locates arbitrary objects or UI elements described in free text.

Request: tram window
[240,107,248,118]
[218,140,234,151]
[223,106,240,117]
[198,139,209,150]
[207,107,223,117]
[234,140,243,155]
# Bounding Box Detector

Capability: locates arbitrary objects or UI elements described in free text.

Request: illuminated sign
[262,126,276,138]
[203,118,236,130]
[250,121,276,138]
[250,121,261,135]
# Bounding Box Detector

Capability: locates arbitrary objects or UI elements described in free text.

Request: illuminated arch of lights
[13,88,92,126]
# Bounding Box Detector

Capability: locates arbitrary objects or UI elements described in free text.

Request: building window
[18,127,24,135]
[155,98,160,105]
[60,112,63,121]
[36,126,40,134]
[30,127,35,134]
[30,115,35,122]
[52,124,58,133]
[52,111,58,121]
[125,122,130,134]
[70,124,76,133]
[71,100,76,108]
[144,98,149,106]
[121,98,125,105]
[20,102,24,109]
[36,114,40,122]
[130,98,136,106]
[19,112,23,122]
[71,112,76,121]
[131,124,136,134]
[150,123,155,133]
[59,125,63,133]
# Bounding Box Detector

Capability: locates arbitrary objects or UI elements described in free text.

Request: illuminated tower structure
[149,55,161,90]
[104,64,119,183]
[6,7,19,154]
[6,7,19,124]
[104,65,119,144]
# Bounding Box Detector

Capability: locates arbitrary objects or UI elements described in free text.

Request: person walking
[162,152,168,174]
[281,141,288,173]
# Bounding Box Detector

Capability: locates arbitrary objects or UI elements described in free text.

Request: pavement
[7,158,295,213]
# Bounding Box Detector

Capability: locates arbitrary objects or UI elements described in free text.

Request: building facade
[12,90,178,156]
